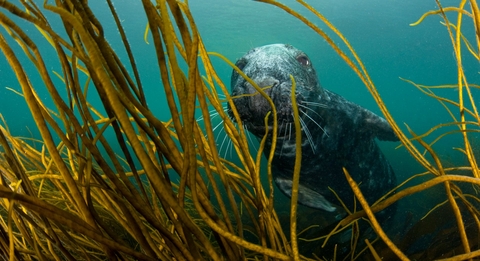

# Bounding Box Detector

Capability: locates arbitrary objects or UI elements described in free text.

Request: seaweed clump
[0,0,479,261]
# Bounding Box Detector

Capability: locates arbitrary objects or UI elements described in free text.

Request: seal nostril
[272,80,280,88]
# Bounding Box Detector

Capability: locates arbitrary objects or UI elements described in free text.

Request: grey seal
[228,44,398,220]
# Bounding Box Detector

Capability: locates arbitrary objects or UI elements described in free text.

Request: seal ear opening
[274,177,337,212]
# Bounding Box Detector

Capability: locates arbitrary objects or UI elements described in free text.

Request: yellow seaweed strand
[365,239,382,261]
[144,23,150,44]
[8,181,22,261]
[421,199,449,220]
[470,0,480,56]
[255,112,272,259]
[289,75,301,261]
[441,22,480,60]
[341,173,480,227]
[436,249,480,261]
[343,168,408,260]
[410,7,472,26]
[413,126,470,253]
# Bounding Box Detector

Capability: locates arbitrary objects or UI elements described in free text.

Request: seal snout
[245,76,282,122]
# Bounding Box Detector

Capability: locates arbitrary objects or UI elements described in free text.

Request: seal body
[228,44,398,220]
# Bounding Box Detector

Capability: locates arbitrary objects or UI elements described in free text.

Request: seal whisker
[219,127,231,157]
[288,123,292,141]
[299,116,316,154]
[301,101,327,108]
[214,125,226,145]
[225,135,234,159]
[298,103,324,120]
[209,112,220,120]
[244,124,258,152]
[212,119,225,132]
[300,109,329,137]
[279,120,289,157]
[209,111,219,120]
[198,107,226,121]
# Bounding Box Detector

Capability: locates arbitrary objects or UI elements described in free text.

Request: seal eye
[296,55,310,66]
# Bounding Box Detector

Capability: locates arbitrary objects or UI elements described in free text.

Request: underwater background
[1,0,479,257]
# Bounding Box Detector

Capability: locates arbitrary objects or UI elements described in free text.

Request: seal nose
[243,76,280,121]
[254,77,280,89]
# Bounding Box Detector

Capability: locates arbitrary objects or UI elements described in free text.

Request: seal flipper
[324,90,398,142]
[362,109,399,142]
[275,177,336,212]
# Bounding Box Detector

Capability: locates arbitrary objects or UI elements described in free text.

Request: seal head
[230,44,325,138]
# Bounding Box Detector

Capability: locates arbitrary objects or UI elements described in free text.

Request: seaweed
[0,0,478,260]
